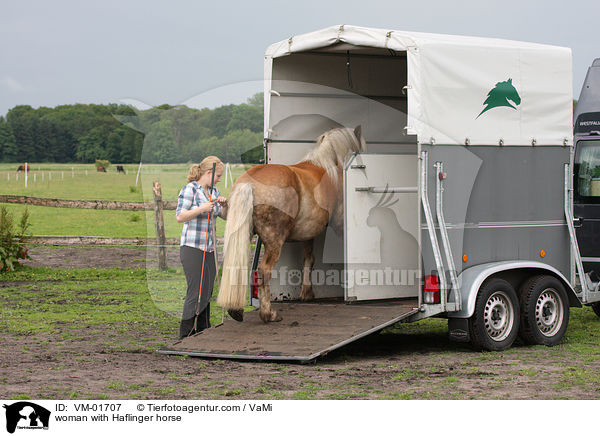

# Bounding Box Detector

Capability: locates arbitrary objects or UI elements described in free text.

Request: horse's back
[289,162,333,191]
[233,163,336,238]
[233,165,302,219]
[238,164,301,189]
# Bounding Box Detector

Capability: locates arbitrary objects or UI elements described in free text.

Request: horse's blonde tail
[217,183,254,310]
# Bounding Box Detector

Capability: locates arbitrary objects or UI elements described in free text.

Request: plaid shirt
[176,181,223,251]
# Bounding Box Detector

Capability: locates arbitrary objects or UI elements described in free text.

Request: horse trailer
[159,26,600,362]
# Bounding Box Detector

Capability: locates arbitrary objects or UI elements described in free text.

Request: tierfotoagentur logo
[273,267,421,289]
[2,402,51,433]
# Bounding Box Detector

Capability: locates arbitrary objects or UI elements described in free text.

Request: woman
[176,156,228,339]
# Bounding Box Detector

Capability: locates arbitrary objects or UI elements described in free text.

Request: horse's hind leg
[254,204,294,322]
[258,241,283,322]
[300,239,315,301]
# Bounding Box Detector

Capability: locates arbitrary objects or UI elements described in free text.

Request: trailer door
[574,138,600,279]
[344,153,420,301]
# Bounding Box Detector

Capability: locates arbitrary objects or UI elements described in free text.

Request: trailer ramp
[157,299,418,363]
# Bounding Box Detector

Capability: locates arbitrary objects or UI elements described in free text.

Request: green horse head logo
[477,78,521,118]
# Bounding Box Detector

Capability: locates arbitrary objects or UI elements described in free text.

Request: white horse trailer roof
[264,25,573,146]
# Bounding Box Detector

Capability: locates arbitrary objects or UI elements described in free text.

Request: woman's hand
[176,201,214,223]
[198,201,215,214]
[216,196,228,220]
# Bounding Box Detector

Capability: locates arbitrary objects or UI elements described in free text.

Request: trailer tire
[469,278,520,351]
[518,275,569,346]
[591,303,600,318]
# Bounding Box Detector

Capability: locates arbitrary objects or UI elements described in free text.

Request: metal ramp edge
[157,300,419,363]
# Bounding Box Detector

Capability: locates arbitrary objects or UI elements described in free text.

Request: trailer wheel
[469,278,520,351]
[591,303,600,318]
[519,275,569,346]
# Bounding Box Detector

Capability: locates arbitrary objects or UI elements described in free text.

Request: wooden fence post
[152,181,168,271]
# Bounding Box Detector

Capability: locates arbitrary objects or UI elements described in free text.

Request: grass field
[0,267,222,332]
[3,266,600,400]
[0,163,250,238]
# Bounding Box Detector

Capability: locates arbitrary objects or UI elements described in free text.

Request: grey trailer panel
[158,300,418,362]
[420,145,571,284]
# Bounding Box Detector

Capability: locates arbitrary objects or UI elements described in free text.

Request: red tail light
[251,270,260,299]
[424,275,440,304]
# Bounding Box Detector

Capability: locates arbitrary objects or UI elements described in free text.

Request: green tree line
[0,93,264,164]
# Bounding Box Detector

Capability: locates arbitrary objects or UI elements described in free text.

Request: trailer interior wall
[266,45,419,301]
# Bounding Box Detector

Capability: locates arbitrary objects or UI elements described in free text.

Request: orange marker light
[462,254,468,262]
[540,250,546,258]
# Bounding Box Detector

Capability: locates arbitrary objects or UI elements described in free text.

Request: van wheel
[519,275,569,346]
[469,278,520,351]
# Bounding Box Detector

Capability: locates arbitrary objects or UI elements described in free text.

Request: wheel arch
[449,261,581,318]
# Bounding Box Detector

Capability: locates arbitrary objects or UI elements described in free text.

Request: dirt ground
[20,244,183,270]
[3,245,600,400]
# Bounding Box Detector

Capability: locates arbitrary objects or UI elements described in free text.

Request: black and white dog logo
[3,402,51,433]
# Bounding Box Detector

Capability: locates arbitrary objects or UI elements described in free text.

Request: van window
[576,141,600,198]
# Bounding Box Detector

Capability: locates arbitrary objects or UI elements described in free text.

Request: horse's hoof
[227,309,244,322]
[259,312,282,323]
[300,286,315,301]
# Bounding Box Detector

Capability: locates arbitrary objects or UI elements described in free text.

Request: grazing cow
[16,164,30,172]
[116,165,126,174]
[97,166,106,172]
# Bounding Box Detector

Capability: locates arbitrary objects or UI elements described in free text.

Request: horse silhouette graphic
[477,78,521,118]
[365,188,419,287]
[3,402,51,434]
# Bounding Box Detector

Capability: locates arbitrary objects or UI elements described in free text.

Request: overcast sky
[1,0,598,117]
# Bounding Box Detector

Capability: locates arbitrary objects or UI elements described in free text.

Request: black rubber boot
[179,317,196,340]
[196,303,211,331]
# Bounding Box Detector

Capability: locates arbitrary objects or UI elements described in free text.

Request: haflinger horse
[217,126,366,323]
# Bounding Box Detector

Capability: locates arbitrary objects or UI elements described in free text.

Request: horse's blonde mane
[302,127,366,185]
